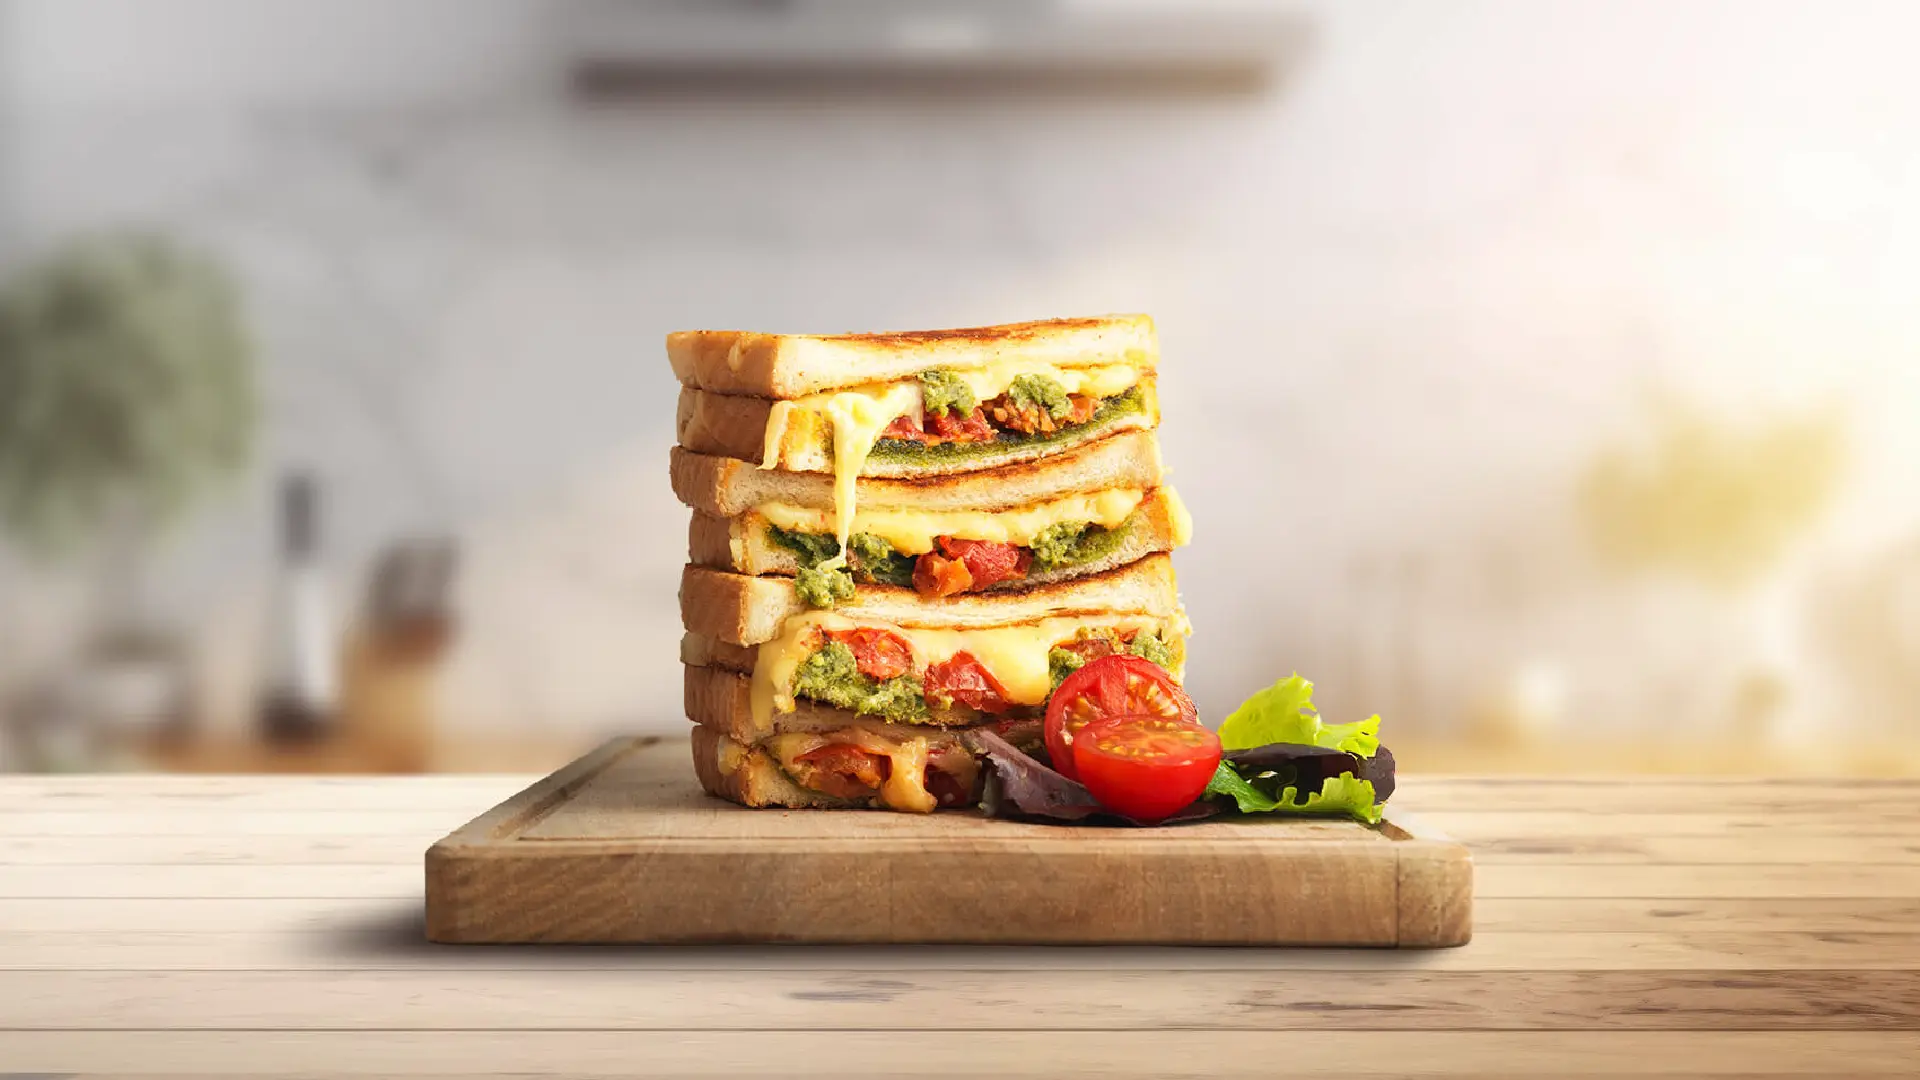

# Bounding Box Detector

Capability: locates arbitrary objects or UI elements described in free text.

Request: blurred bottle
[258,472,337,742]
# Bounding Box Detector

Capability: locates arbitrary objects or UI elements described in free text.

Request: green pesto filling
[768,527,916,598]
[1047,647,1085,692]
[846,532,916,588]
[1028,511,1138,574]
[867,385,1146,465]
[1007,373,1073,420]
[918,368,977,418]
[1045,628,1182,691]
[794,565,854,608]
[792,641,930,723]
[767,527,841,566]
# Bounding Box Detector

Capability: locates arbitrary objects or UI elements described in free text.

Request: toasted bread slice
[680,552,1180,647]
[685,664,1003,742]
[670,429,1165,518]
[690,711,1013,812]
[692,726,858,809]
[675,380,1159,478]
[688,488,1188,587]
[668,314,1158,399]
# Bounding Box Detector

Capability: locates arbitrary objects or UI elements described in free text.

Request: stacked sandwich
[669,316,1191,812]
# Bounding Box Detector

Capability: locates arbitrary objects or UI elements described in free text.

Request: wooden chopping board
[425,735,1472,946]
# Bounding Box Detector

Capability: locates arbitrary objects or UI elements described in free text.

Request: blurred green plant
[0,232,256,558]
[1579,392,1847,591]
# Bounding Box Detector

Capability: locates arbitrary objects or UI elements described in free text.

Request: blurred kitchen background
[3,0,1918,776]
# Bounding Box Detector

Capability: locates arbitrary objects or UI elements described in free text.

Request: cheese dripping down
[757,360,1147,572]
[764,730,937,813]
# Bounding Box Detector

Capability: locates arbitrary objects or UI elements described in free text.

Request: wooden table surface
[4,763,1919,1078]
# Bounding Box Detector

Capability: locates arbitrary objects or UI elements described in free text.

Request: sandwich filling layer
[757,488,1189,602]
[747,611,1190,733]
[757,362,1152,598]
[763,727,981,813]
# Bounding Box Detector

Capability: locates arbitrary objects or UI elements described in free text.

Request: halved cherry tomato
[1044,654,1196,780]
[937,537,1031,590]
[923,651,1015,714]
[1072,715,1221,822]
[823,628,912,681]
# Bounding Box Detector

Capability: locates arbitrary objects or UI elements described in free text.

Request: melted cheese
[748,611,1183,731]
[760,401,795,469]
[1165,486,1194,547]
[759,362,1147,569]
[757,489,1146,556]
[764,729,936,813]
[816,381,924,568]
[945,360,1143,403]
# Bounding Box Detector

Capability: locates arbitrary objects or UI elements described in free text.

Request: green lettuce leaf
[1215,674,1381,757]
[1203,763,1385,825]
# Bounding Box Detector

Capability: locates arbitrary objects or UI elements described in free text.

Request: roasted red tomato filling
[924,651,1017,715]
[879,391,1103,445]
[912,537,1033,598]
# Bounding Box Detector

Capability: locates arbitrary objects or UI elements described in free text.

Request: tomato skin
[912,552,973,598]
[880,414,928,442]
[1072,715,1221,822]
[792,743,892,801]
[937,537,1031,590]
[923,651,1015,714]
[927,407,996,443]
[823,628,913,681]
[1044,654,1197,780]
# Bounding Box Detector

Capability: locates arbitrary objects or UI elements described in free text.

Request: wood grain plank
[15,861,1917,901]
[0,776,530,812]
[5,774,1913,814]
[0,810,467,837]
[1395,778,1920,814]
[1475,864,1920,899]
[9,897,1919,938]
[0,836,431,865]
[1462,835,1920,865]
[19,831,1913,868]
[7,932,1920,972]
[3,1030,1918,1076]
[6,970,1919,1031]
[1418,812,1920,840]
[1473,898,1920,934]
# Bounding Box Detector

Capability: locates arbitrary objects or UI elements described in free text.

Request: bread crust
[671,429,1164,517]
[674,380,1159,477]
[679,552,1180,647]
[668,314,1158,399]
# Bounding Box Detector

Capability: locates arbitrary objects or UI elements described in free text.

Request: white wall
[7,0,1920,743]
